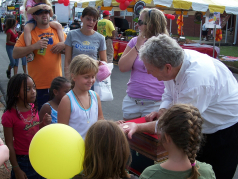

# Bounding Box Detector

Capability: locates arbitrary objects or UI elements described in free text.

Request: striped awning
[75,0,238,14]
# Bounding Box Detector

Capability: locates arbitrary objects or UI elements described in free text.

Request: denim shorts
[11,155,44,179]
[25,19,37,29]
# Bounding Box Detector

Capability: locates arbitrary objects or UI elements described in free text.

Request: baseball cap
[103,10,111,16]
[33,3,51,15]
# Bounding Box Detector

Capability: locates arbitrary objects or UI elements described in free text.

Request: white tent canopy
[75,0,238,15]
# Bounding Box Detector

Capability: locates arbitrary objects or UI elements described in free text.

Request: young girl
[58,54,104,140]
[23,0,64,62]
[1,74,51,179]
[5,18,20,79]
[139,104,215,179]
[76,120,138,179]
[39,76,70,128]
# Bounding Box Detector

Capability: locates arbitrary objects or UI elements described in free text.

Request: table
[113,40,218,59]
[126,117,168,176]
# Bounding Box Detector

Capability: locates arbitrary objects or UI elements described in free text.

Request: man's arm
[112,30,116,39]
[13,38,49,59]
[121,121,157,139]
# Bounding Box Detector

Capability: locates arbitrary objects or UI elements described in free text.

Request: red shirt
[6,29,18,46]
[1,106,40,155]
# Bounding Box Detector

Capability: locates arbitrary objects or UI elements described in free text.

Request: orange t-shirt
[15,26,64,89]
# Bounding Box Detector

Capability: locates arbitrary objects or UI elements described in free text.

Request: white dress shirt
[160,49,238,134]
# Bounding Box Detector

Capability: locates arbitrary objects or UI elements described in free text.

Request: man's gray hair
[52,14,57,20]
[139,34,184,69]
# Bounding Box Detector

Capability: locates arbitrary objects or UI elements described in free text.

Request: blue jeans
[6,45,19,68]
[21,56,27,66]
[36,89,50,111]
[11,155,44,179]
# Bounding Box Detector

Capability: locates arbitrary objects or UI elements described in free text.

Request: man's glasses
[137,19,147,26]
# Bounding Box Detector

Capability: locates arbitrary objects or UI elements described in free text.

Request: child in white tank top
[57,54,104,139]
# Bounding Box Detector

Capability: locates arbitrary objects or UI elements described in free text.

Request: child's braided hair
[157,104,204,179]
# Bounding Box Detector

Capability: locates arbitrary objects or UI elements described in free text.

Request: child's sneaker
[26,53,34,63]
[6,70,11,79]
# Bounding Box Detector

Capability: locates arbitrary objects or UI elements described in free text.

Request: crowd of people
[1,2,238,179]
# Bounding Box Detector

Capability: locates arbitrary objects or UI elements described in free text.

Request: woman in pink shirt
[118,8,168,121]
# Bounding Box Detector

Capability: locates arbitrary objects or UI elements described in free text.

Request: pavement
[0,32,238,178]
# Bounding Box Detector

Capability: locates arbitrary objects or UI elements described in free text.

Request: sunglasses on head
[137,19,147,26]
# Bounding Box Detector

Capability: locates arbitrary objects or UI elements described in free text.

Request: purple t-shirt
[26,0,36,20]
[126,37,164,101]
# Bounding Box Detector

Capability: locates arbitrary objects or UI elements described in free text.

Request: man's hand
[51,42,65,54]
[115,120,125,125]
[145,108,167,122]
[33,38,49,50]
[120,122,138,139]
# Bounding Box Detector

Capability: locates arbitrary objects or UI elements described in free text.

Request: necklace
[16,104,34,123]
[73,90,91,123]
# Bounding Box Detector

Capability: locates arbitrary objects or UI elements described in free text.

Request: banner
[7,6,15,12]
[205,11,221,28]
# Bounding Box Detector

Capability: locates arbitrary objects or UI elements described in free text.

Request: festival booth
[110,0,238,61]
[75,0,238,176]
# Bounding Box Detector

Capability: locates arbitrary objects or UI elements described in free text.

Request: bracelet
[12,165,19,168]
[134,46,139,53]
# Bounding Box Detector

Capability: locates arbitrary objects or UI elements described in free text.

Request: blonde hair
[140,8,169,38]
[157,104,204,179]
[69,54,98,88]
[83,120,131,179]
[23,0,52,21]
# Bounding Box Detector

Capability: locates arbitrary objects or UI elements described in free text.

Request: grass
[219,46,238,69]
[185,36,200,41]
[219,46,238,57]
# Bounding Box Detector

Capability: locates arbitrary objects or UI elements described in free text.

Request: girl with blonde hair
[140,104,215,179]
[118,8,168,121]
[58,54,104,140]
[23,0,64,62]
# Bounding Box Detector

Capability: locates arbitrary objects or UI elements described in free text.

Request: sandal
[26,53,34,63]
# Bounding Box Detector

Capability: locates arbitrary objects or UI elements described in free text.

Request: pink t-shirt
[1,106,40,155]
[126,37,164,101]
[26,0,36,20]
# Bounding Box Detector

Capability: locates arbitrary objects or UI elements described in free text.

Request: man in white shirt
[122,34,238,179]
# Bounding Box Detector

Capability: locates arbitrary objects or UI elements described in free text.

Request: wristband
[12,165,19,168]
[134,46,139,53]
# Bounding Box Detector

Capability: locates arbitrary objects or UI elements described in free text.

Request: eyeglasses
[137,19,147,26]
[86,17,97,23]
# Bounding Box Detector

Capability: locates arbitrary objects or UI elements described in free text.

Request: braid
[184,109,203,179]
[157,104,204,179]
[49,77,70,100]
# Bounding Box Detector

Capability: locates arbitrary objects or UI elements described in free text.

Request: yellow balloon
[29,124,85,179]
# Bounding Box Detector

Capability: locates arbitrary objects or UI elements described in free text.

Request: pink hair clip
[191,161,196,167]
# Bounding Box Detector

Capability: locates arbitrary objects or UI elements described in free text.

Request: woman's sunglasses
[137,20,147,26]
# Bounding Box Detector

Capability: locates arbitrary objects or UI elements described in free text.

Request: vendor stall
[113,40,219,62]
